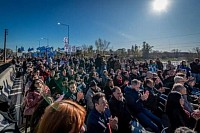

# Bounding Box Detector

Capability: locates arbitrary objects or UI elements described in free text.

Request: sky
[0,0,200,52]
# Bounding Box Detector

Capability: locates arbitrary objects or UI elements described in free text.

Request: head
[167,60,171,64]
[91,66,96,72]
[107,78,114,87]
[32,74,39,81]
[112,86,123,101]
[146,79,154,89]
[37,100,86,133]
[68,69,74,76]
[194,58,199,64]
[34,79,44,88]
[181,60,187,66]
[91,71,97,77]
[172,83,187,95]
[62,69,66,76]
[146,71,153,79]
[126,66,130,71]
[93,92,107,113]
[156,58,160,62]
[174,76,185,85]
[131,67,139,74]
[166,91,184,111]
[68,80,77,94]
[167,69,176,76]
[75,74,81,82]
[103,70,108,76]
[35,70,40,76]
[90,80,98,91]
[79,67,84,73]
[131,79,141,91]
[50,70,55,77]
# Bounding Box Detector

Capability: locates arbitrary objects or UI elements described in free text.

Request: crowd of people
[7,55,200,132]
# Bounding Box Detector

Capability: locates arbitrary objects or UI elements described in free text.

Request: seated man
[125,79,164,133]
[109,86,144,133]
[86,92,118,133]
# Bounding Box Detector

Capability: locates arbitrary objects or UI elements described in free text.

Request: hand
[124,80,129,85]
[56,94,61,99]
[99,78,102,82]
[77,91,84,101]
[109,116,118,130]
[191,110,200,120]
[141,91,149,101]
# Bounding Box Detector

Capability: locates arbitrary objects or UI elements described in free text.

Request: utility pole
[16,46,18,57]
[4,29,8,63]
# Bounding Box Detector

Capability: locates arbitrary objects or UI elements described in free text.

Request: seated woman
[166,91,190,131]
[37,100,86,133]
[30,97,54,133]
[34,79,51,96]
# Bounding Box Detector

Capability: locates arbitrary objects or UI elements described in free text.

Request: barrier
[0,65,15,97]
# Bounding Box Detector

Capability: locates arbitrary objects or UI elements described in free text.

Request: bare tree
[193,47,200,58]
[95,38,110,55]
[82,44,88,56]
[142,41,153,59]
[131,44,141,58]
[171,49,181,58]
[88,45,94,56]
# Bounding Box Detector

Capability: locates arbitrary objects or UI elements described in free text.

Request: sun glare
[153,0,169,12]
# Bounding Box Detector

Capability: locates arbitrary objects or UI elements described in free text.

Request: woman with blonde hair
[37,100,86,133]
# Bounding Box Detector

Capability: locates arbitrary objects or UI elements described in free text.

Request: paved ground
[8,75,25,132]
[10,76,23,124]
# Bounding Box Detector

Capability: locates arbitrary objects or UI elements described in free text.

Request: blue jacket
[124,86,144,115]
[86,108,111,133]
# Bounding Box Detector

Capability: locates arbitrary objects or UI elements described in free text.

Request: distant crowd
[3,55,200,133]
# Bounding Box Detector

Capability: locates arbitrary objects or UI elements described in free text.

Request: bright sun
[153,0,169,12]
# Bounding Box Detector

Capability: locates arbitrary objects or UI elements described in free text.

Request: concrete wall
[0,65,15,97]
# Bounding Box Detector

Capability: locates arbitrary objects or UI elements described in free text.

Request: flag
[72,46,76,52]
[68,45,71,53]
[63,37,68,44]
[21,46,25,51]
[28,48,34,52]
[37,47,41,50]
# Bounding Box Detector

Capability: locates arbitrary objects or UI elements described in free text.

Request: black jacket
[190,62,200,74]
[124,87,144,115]
[143,86,159,112]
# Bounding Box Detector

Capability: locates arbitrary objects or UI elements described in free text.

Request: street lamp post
[4,29,8,63]
[57,22,69,45]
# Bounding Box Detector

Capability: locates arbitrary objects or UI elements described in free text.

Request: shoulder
[87,110,99,123]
